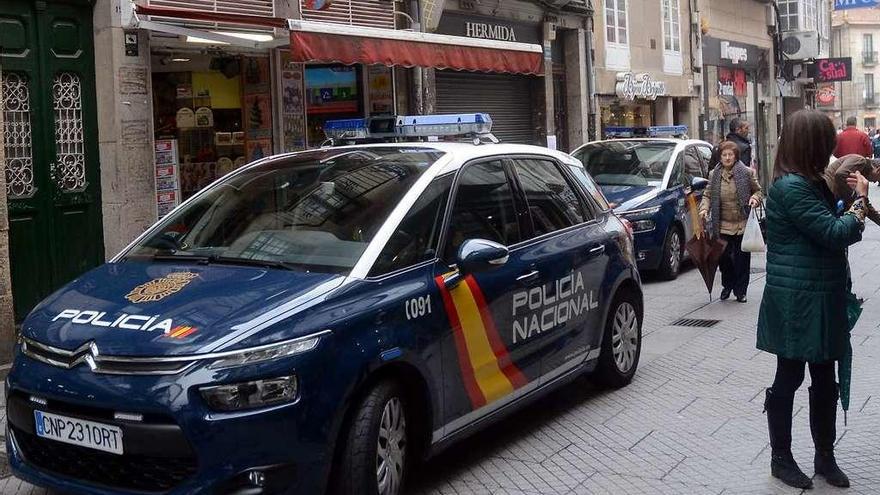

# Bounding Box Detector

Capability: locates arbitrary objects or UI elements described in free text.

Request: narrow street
[3,223,880,495]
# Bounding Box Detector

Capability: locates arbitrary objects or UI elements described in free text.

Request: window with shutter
[146,0,275,33]
[300,0,397,29]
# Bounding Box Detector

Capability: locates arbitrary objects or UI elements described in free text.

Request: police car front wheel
[336,381,409,495]
[593,290,642,389]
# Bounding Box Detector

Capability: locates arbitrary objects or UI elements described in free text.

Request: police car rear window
[127,148,445,274]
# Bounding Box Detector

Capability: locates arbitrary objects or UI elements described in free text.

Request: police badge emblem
[125,272,198,303]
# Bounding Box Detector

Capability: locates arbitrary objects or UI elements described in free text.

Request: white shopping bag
[742,209,766,253]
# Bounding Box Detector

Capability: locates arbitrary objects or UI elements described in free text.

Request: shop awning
[288,20,544,76]
[131,5,544,75]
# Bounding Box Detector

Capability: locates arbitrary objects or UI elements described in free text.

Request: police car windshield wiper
[202,255,302,272]
[134,253,302,271]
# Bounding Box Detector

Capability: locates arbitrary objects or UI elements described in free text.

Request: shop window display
[152,55,272,201]
[705,66,755,146]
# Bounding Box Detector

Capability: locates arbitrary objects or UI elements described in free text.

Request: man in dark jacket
[833,117,872,158]
[710,118,753,168]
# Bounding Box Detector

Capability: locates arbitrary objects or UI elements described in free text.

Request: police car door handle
[516,270,541,284]
[589,245,606,255]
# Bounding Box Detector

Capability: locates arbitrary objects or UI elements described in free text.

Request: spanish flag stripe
[170,326,190,338]
[448,277,515,404]
[175,328,196,339]
[464,276,529,389]
[434,276,486,409]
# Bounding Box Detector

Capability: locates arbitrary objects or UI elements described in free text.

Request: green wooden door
[1,0,104,322]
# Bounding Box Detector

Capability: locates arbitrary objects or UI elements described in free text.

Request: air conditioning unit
[781,31,820,60]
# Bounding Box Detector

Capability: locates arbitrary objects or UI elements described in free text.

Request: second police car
[7,115,643,495]
[571,126,713,280]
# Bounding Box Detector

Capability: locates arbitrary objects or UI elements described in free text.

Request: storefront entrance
[1,0,104,322]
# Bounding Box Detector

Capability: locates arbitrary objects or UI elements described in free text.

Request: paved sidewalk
[3,226,880,494]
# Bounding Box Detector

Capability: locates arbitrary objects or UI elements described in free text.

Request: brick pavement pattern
[3,226,880,494]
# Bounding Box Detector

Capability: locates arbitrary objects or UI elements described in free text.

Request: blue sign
[835,0,880,10]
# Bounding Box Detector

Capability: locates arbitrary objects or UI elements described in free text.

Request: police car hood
[21,261,344,356]
[600,184,661,211]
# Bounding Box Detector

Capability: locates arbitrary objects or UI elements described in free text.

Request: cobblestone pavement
[3,224,880,494]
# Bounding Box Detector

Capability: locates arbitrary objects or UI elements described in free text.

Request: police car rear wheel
[593,291,642,389]
[658,228,682,280]
[337,381,409,495]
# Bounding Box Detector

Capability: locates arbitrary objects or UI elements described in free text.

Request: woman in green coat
[758,109,870,489]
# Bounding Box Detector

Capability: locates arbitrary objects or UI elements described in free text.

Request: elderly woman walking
[759,109,869,489]
[699,140,763,302]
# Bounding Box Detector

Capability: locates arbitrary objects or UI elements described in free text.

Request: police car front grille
[20,337,195,375]
[12,425,198,492]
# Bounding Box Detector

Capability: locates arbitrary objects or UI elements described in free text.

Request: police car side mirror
[457,239,509,275]
[691,177,709,192]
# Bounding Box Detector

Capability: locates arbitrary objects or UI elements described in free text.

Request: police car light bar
[323,118,369,141]
[396,113,493,138]
[604,125,689,139]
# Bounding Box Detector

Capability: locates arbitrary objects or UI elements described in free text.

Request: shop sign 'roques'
[615,73,668,101]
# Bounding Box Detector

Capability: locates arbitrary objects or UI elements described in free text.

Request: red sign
[811,58,853,83]
[816,83,836,107]
[303,0,333,9]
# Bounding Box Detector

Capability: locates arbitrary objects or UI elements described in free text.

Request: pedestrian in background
[826,154,880,225]
[834,116,872,158]
[710,118,753,169]
[699,141,763,303]
[758,109,869,490]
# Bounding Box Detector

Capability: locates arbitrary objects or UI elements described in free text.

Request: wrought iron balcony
[863,51,878,66]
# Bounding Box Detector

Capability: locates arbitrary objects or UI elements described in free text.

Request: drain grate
[672,318,721,328]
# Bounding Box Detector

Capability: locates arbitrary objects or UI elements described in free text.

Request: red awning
[131,6,544,75]
[289,21,544,75]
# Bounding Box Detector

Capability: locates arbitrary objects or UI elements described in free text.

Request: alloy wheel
[376,397,407,495]
[611,302,639,373]
[668,230,681,274]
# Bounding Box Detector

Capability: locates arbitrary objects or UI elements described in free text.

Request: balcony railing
[864,51,878,66]
[863,93,879,107]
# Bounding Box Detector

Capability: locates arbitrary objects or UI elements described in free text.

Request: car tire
[336,380,409,495]
[592,290,642,389]
[657,226,682,280]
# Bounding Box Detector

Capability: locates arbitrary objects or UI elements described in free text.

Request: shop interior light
[213,31,275,43]
[171,58,191,62]
[185,35,229,45]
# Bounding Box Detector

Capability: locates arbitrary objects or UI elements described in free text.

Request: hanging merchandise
[154,139,181,218]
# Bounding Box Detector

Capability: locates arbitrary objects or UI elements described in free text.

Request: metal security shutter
[301,0,396,28]
[435,71,537,145]
[147,0,275,32]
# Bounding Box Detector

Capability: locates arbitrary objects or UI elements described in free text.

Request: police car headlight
[200,375,298,411]
[623,206,661,218]
[207,331,329,370]
[629,219,656,232]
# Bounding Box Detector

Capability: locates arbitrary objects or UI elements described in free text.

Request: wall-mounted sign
[816,83,836,107]
[615,72,668,101]
[810,57,853,83]
[436,12,542,44]
[834,0,879,10]
[702,37,765,70]
[720,41,748,65]
[124,31,138,57]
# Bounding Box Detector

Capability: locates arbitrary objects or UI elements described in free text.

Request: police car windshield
[573,141,675,187]
[127,147,444,274]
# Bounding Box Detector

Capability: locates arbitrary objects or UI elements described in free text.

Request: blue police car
[7,115,643,495]
[571,128,713,279]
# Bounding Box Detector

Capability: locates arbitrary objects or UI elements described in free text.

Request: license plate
[34,410,123,455]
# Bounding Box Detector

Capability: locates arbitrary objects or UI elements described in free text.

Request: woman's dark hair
[774,109,836,181]
[718,141,740,161]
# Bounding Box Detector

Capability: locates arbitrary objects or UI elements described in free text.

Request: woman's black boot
[810,385,850,488]
[765,388,813,489]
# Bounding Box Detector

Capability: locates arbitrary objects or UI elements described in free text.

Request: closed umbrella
[684,194,728,300]
[840,292,863,424]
